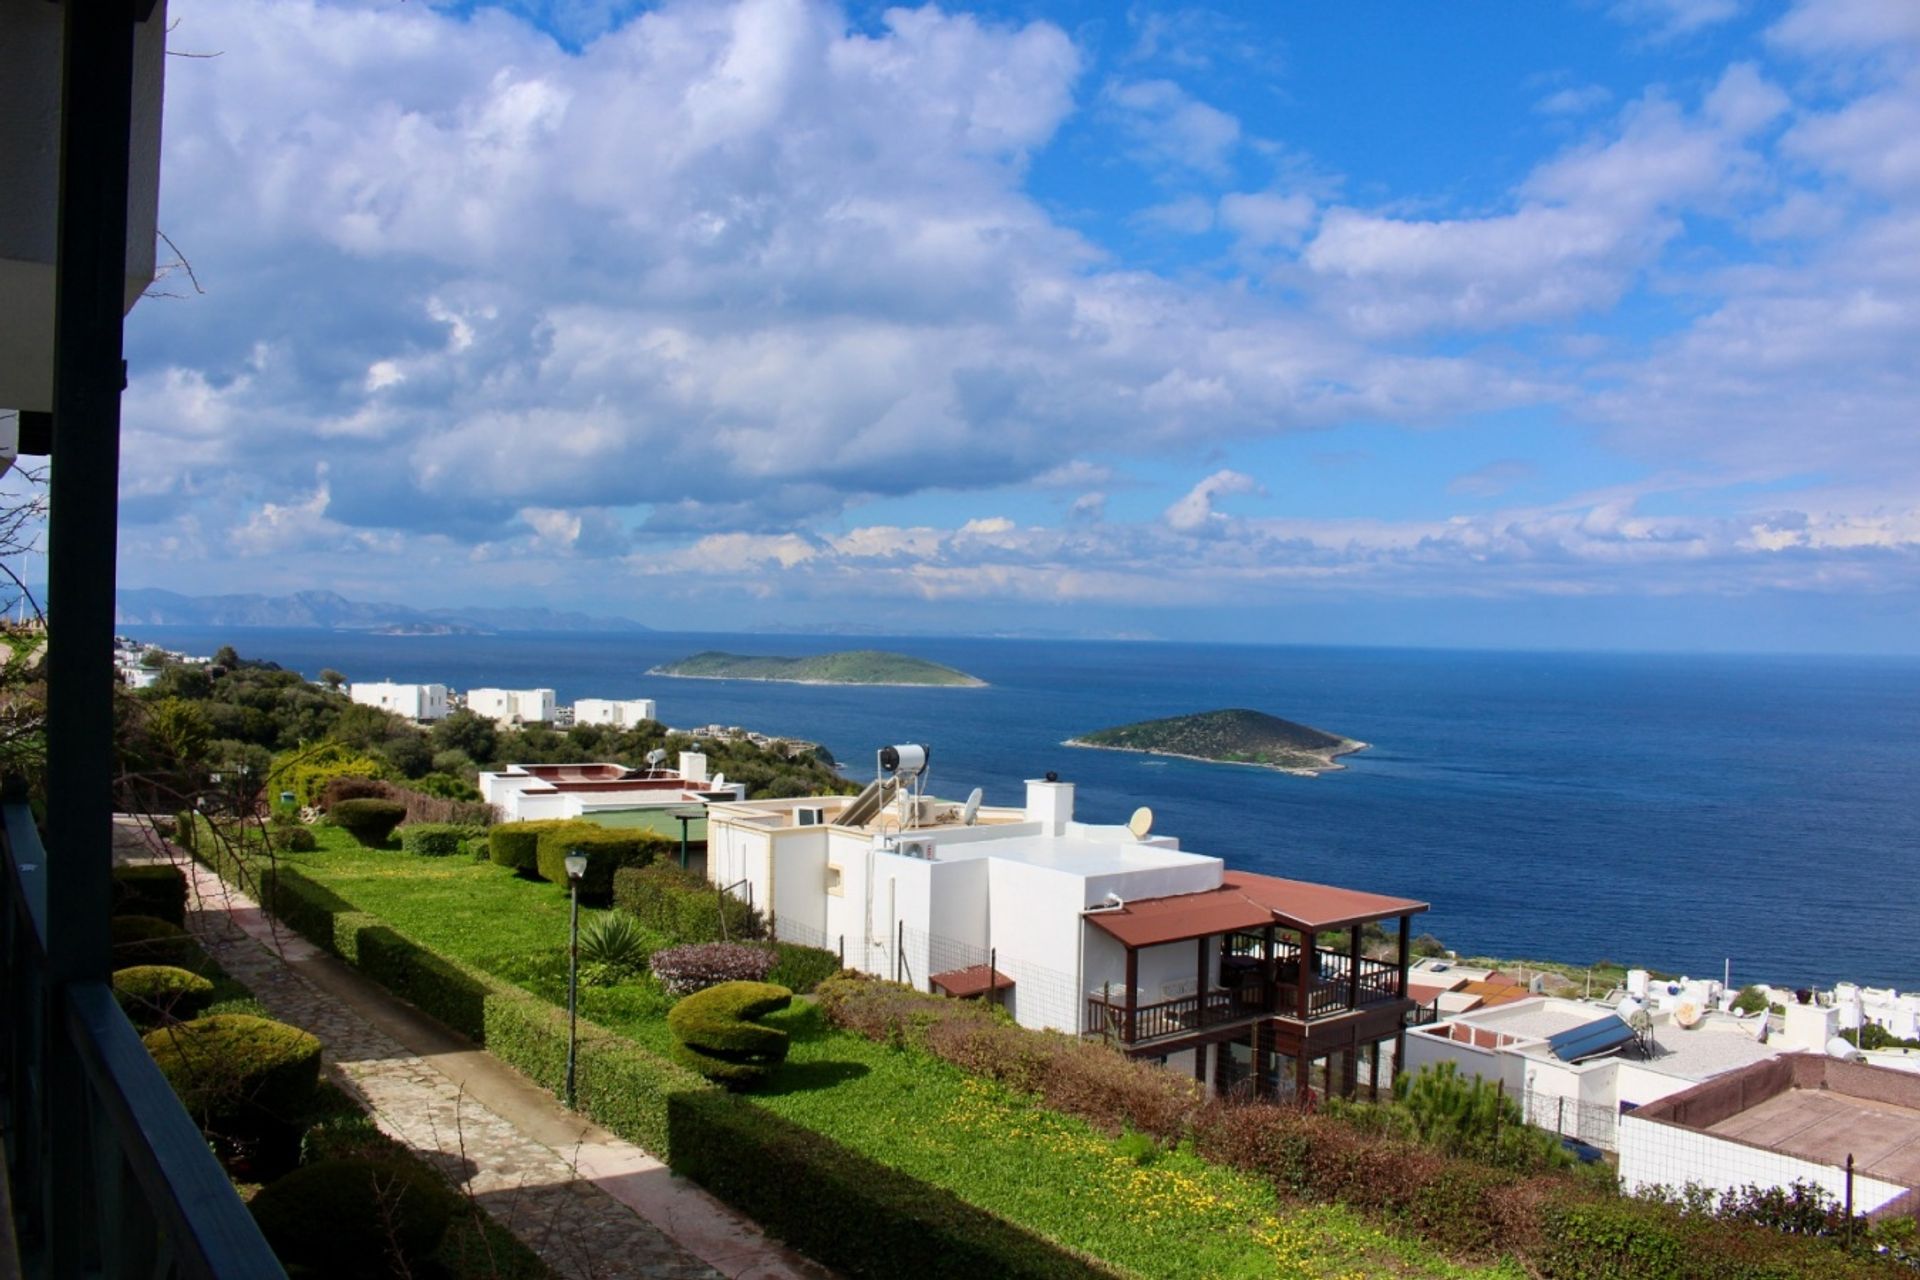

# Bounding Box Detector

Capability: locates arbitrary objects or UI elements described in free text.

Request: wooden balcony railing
[1090,947,1407,1045]
[4,801,287,1278]
[1087,979,1272,1043]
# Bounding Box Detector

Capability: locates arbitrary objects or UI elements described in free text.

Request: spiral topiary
[667,980,792,1087]
[142,1014,322,1135]
[113,964,216,1027]
[249,1157,458,1275]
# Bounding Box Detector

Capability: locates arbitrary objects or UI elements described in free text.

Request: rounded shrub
[112,864,188,926]
[328,798,407,847]
[487,818,574,875]
[142,1014,322,1133]
[249,1157,458,1275]
[319,774,392,810]
[111,914,207,972]
[652,942,777,996]
[271,824,317,853]
[668,980,792,1087]
[113,964,216,1026]
[534,824,663,900]
[398,822,468,857]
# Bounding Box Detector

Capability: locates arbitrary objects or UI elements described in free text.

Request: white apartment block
[466,687,556,726]
[348,680,450,722]
[573,697,657,728]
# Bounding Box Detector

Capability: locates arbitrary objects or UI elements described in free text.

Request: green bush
[534,824,664,900]
[142,1014,322,1134]
[249,1157,458,1275]
[110,914,207,972]
[271,824,317,853]
[172,809,198,852]
[488,819,573,875]
[275,745,388,809]
[112,964,215,1026]
[112,863,188,926]
[1732,985,1771,1016]
[578,910,656,974]
[667,980,792,1086]
[328,797,407,847]
[768,941,840,994]
[612,863,762,943]
[398,822,471,857]
[466,836,492,861]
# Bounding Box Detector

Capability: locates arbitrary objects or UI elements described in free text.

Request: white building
[466,687,556,727]
[707,758,1430,1101]
[573,697,657,728]
[349,680,450,722]
[479,753,744,825]
[1619,1054,1920,1217]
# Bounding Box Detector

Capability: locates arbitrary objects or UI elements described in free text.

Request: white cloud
[1609,0,1743,41]
[1164,469,1261,533]
[1101,78,1242,177]
[1217,191,1315,248]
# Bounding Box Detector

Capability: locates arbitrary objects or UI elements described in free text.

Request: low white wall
[1618,1114,1911,1213]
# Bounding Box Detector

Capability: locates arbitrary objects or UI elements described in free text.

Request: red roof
[929,965,1015,998]
[1085,870,1428,949]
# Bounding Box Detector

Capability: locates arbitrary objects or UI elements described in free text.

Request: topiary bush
[112,863,187,926]
[668,980,792,1087]
[142,1014,323,1136]
[651,942,777,996]
[398,822,471,857]
[328,798,407,847]
[113,964,215,1027]
[173,809,198,852]
[271,824,317,853]
[319,773,393,811]
[110,914,208,973]
[612,863,763,943]
[534,824,664,900]
[767,941,841,994]
[487,819,573,876]
[249,1157,458,1276]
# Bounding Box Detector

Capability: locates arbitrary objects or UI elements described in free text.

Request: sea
[138,628,1920,991]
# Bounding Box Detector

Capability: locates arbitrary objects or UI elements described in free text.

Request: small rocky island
[1067,708,1366,775]
[650,650,986,687]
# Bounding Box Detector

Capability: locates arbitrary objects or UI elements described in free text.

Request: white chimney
[679,750,708,784]
[1025,777,1074,834]
[1781,999,1837,1053]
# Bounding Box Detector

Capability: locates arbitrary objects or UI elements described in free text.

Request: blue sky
[91,0,1920,650]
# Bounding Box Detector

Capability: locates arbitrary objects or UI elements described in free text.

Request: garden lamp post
[564,851,588,1108]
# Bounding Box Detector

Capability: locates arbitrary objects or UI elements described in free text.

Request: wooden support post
[1262,923,1277,1011]
[1193,1041,1207,1083]
[1396,914,1412,998]
[1369,1043,1382,1101]
[1341,1041,1359,1098]
[1296,928,1313,1020]
[1348,923,1362,1011]
[1197,935,1209,1015]
[1124,945,1139,1044]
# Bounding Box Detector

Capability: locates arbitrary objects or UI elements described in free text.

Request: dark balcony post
[1196,935,1207,1013]
[1124,944,1138,1043]
[1396,914,1412,997]
[1348,924,1362,1011]
[1262,923,1276,1012]
[1296,928,1312,1020]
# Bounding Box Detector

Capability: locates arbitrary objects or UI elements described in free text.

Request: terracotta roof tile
[1085,870,1428,949]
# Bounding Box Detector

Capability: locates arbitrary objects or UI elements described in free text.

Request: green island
[650,649,986,687]
[1067,707,1366,775]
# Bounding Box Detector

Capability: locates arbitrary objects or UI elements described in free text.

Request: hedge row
[613,862,762,942]
[533,824,667,900]
[112,863,187,926]
[399,822,485,858]
[208,858,1123,1278]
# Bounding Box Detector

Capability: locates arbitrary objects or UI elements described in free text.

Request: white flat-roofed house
[707,768,1430,1104]
[466,687,556,727]
[573,697,657,728]
[348,680,450,722]
[478,753,743,824]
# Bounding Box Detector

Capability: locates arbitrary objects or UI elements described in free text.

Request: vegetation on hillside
[1069,707,1365,774]
[652,649,986,687]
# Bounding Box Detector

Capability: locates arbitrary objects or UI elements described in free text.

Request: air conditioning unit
[795,805,826,827]
[896,839,933,860]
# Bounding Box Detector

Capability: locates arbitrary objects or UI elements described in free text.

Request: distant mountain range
[114,588,648,634]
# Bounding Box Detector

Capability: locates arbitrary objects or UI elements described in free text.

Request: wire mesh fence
[1522,1086,1621,1151]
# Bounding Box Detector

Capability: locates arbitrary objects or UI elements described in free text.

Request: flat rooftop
[934,830,1206,876]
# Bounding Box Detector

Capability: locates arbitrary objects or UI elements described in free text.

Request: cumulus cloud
[1164,469,1262,533]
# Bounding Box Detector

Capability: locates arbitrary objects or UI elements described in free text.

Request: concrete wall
[983,858,1088,1032]
[1618,1113,1911,1213]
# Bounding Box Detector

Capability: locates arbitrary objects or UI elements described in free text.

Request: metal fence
[1522,1086,1621,1151]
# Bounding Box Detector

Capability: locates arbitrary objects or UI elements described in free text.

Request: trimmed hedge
[487,819,574,875]
[328,797,407,847]
[668,981,792,1085]
[142,1014,322,1135]
[398,822,480,858]
[613,862,762,943]
[768,941,840,994]
[112,964,215,1026]
[112,863,187,926]
[250,1157,457,1275]
[110,914,208,973]
[534,823,665,900]
[652,942,777,996]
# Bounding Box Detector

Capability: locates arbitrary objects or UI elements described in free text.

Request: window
[825,864,843,896]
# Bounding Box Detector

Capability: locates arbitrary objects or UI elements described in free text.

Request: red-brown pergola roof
[1084,870,1428,949]
[929,965,1015,998]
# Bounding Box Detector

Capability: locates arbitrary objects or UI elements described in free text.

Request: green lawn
[274,828,1524,1280]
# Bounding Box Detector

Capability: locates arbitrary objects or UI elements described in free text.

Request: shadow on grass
[756,1058,870,1095]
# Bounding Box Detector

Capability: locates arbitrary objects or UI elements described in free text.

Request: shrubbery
[398,821,482,857]
[577,910,656,979]
[142,1013,322,1138]
[112,863,187,926]
[488,818,571,875]
[668,980,792,1086]
[613,863,762,943]
[320,773,392,810]
[112,964,215,1026]
[533,823,664,899]
[249,1156,458,1275]
[110,914,208,972]
[651,942,776,996]
[767,941,841,994]
[328,797,407,846]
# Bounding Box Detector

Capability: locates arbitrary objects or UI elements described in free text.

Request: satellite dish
[1127,806,1154,840]
[711,772,726,789]
[1673,1001,1703,1029]
[961,787,983,826]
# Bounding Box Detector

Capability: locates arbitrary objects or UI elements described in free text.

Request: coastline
[1063,737,1368,777]
[648,668,988,689]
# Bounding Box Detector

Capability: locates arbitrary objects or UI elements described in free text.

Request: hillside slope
[1068,708,1365,775]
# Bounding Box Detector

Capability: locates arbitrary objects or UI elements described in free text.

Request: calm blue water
[141,628,1920,989]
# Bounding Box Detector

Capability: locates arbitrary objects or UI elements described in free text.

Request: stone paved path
[115,821,826,1280]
